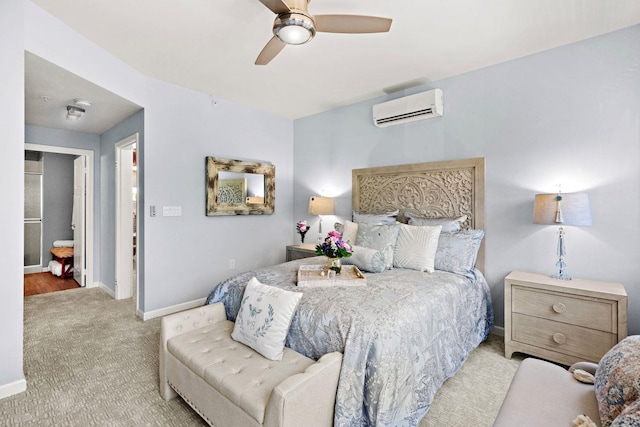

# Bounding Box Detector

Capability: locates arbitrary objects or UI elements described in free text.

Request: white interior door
[115,135,137,300]
[73,156,86,286]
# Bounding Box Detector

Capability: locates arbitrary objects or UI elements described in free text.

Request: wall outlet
[229,259,236,270]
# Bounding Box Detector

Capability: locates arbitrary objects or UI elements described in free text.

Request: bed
[205,158,493,427]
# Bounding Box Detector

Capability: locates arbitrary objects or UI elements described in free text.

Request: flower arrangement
[315,231,353,259]
[296,220,308,243]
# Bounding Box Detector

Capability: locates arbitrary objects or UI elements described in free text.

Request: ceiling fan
[255,0,392,65]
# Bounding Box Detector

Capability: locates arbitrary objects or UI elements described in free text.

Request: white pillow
[231,277,302,361]
[393,224,442,272]
[341,220,358,245]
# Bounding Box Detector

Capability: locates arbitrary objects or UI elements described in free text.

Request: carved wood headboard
[352,157,485,272]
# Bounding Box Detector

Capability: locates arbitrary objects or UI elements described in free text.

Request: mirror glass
[206,157,275,216]
[218,171,265,204]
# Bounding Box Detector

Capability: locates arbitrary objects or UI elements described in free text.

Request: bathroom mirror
[206,157,275,216]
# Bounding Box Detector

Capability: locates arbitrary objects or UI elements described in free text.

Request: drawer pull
[552,302,567,313]
[552,333,566,345]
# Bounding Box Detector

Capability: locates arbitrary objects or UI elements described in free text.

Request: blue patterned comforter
[205,257,493,427]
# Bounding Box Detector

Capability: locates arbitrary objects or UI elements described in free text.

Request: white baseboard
[24,266,44,274]
[97,282,115,298]
[141,297,208,321]
[0,378,26,400]
[86,281,99,289]
[491,326,505,337]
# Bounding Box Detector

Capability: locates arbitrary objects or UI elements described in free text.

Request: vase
[327,257,342,275]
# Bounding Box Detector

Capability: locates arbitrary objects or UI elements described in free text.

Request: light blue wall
[0,0,24,394]
[142,79,294,311]
[294,25,640,334]
[100,110,144,301]
[25,126,102,281]
[42,152,76,267]
[24,1,295,317]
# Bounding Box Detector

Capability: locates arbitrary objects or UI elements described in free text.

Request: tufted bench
[159,302,342,427]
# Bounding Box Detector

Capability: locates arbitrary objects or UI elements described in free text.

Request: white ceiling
[25,52,142,134]
[28,0,640,121]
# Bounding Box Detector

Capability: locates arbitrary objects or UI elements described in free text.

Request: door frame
[115,133,138,301]
[73,156,86,287]
[24,143,94,288]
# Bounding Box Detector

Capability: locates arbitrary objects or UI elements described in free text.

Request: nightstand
[286,244,318,262]
[505,270,627,365]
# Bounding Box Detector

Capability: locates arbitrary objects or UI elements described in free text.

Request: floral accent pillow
[434,230,484,277]
[610,400,640,427]
[231,277,302,361]
[595,336,640,427]
[355,223,401,269]
[405,212,468,233]
[393,224,442,273]
[342,245,386,273]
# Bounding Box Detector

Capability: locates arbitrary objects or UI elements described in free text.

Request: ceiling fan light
[273,12,315,45]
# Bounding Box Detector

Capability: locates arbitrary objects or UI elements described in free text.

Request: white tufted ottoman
[159,302,342,427]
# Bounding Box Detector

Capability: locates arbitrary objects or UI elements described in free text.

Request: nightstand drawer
[512,313,617,362]
[512,286,616,333]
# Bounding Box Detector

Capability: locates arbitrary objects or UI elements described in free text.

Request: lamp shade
[308,196,334,216]
[533,193,592,226]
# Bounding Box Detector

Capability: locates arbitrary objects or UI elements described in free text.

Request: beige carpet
[0,288,523,426]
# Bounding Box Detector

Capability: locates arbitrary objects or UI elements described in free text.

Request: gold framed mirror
[206,157,275,216]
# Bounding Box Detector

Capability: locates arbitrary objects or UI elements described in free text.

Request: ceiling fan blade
[257,0,291,15]
[314,15,392,34]
[255,36,287,65]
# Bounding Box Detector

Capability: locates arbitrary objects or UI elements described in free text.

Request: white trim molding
[141,297,207,321]
[98,282,115,298]
[0,378,26,400]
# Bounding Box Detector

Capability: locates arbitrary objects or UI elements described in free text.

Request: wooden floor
[24,272,80,297]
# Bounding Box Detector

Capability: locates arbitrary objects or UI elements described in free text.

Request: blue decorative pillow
[355,223,401,269]
[231,277,302,361]
[434,230,484,277]
[405,212,467,233]
[342,245,386,273]
[595,336,640,427]
[352,210,398,225]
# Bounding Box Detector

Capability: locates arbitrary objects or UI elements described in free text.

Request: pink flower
[328,230,342,240]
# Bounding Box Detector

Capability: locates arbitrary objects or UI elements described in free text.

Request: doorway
[24,143,94,289]
[115,133,138,301]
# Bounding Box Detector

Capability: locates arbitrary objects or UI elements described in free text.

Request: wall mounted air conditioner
[373,88,444,128]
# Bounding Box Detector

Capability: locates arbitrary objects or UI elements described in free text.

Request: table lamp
[308,196,334,243]
[533,192,592,280]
